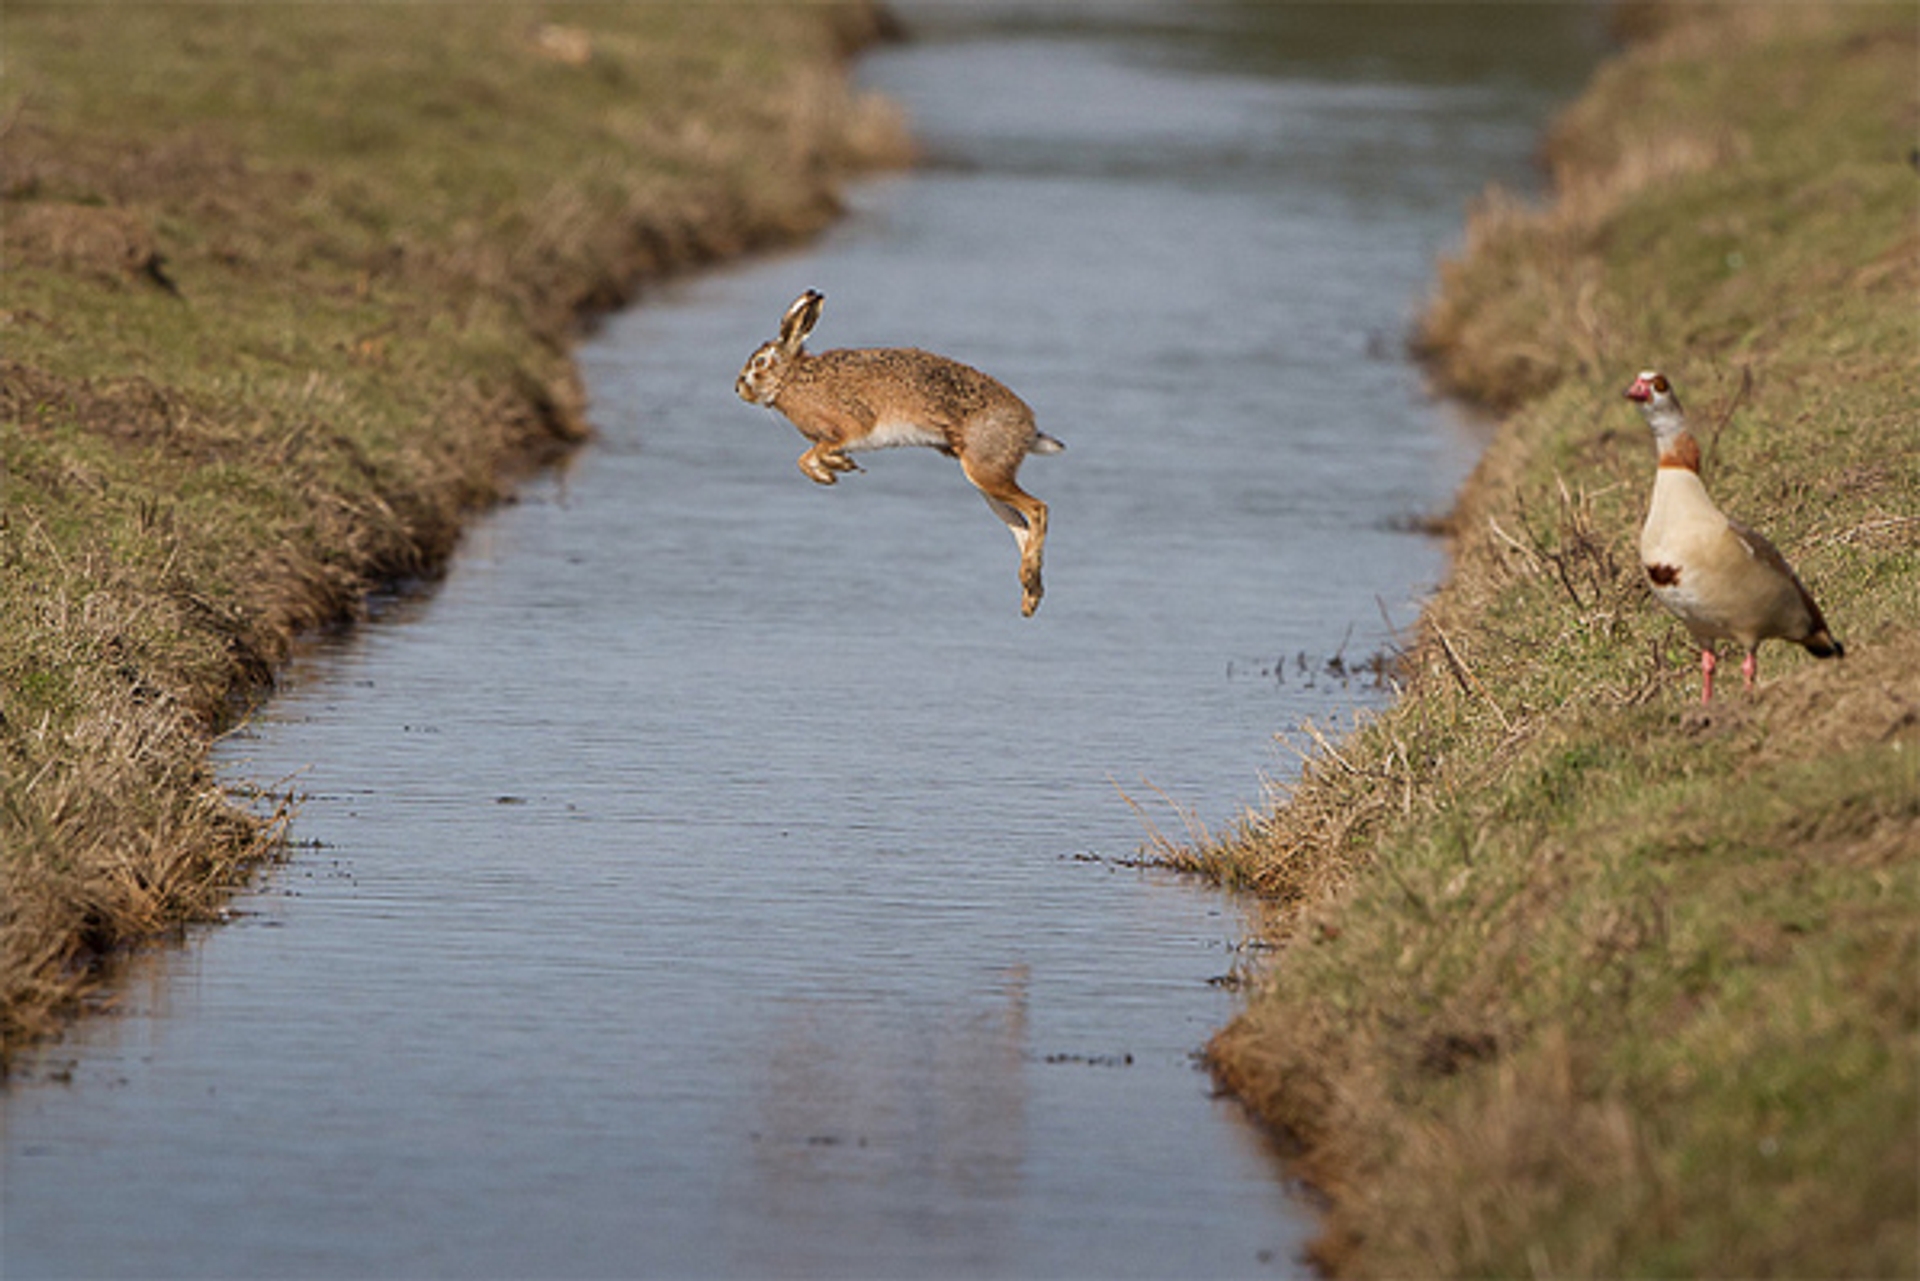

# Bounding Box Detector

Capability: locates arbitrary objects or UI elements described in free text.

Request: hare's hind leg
[967,463,1049,617]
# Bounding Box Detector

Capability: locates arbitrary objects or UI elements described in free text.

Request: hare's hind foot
[1019,547,1045,617]
[1021,575,1043,618]
[973,484,1049,617]
[798,446,863,485]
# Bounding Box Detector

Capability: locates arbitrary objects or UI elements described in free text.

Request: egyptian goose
[1625,370,1843,702]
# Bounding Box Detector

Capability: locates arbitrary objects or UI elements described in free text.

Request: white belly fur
[849,417,948,452]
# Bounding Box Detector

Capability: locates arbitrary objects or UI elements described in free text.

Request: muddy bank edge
[0,3,908,1066]
[1180,3,1918,1276]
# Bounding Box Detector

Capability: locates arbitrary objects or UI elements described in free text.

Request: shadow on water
[1,5,1605,1277]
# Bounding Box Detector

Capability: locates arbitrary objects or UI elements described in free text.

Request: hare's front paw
[799,448,862,485]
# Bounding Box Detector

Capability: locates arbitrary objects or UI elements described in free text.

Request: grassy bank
[1172,3,1918,1275]
[0,2,905,1065]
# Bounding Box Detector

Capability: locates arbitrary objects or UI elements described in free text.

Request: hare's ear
[779,289,825,353]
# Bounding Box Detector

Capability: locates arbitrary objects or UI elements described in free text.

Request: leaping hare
[735,289,1064,616]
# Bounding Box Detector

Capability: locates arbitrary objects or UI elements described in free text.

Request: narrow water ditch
[2,5,1604,1276]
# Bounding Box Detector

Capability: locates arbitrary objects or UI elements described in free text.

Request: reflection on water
[1,5,1602,1278]
[741,972,1030,1274]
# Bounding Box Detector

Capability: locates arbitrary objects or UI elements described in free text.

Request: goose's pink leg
[1699,648,1717,704]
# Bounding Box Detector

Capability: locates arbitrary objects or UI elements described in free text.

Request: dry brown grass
[1,1,908,1064]
[1188,2,1920,1274]
[1412,0,1893,410]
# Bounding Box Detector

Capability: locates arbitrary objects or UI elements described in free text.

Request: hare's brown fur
[736,290,1062,616]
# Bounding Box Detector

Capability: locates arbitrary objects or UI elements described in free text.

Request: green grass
[1,1,904,1063]
[1177,3,1920,1275]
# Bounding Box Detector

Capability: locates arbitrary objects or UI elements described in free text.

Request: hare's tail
[1031,432,1066,455]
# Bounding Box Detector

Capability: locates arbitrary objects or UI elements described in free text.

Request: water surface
[2,5,1602,1277]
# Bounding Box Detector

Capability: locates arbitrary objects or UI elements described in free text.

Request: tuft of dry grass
[1187,2,1920,1275]
[0,1,908,1065]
